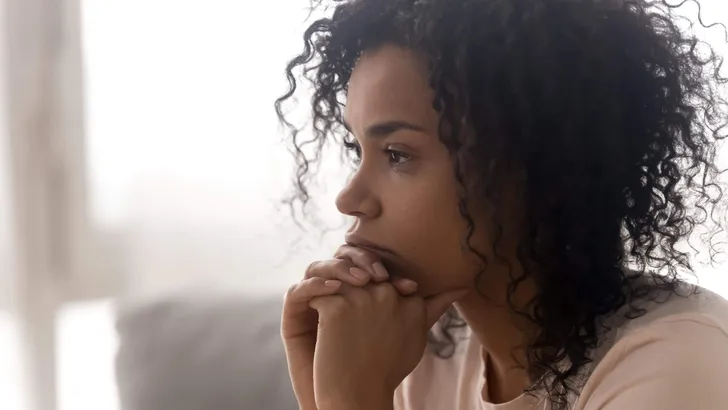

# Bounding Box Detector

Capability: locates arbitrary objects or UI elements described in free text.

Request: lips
[345,234,418,283]
[345,233,396,256]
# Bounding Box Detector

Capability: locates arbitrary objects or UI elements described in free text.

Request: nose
[335,170,382,219]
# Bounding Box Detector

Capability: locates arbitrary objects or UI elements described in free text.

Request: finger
[308,294,346,314]
[370,282,399,305]
[282,278,342,339]
[391,277,418,295]
[424,289,470,328]
[284,277,342,323]
[305,259,372,286]
[285,277,342,304]
[332,282,374,308]
[334,245,389,281]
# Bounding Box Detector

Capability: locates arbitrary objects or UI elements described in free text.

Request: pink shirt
[395,286,728,409]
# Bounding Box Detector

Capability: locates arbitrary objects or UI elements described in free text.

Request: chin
[383,258,469,297]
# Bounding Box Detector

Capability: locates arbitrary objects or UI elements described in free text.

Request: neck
[454,282,537,404]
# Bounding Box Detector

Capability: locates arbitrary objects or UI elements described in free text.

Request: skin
[282,245,419,410]
[282,43,540,408]
[340,44,536,403]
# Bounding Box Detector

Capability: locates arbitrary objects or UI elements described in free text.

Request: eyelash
[343,141,411,167]
[343,141,362,163]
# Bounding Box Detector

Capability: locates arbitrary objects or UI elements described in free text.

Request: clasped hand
[281,245,467,410]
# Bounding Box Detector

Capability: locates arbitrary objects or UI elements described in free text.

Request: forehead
[344,44,436,128]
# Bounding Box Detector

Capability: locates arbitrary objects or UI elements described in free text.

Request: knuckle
[332,259,354,277]
[304,261,322,279]
[306,260,349,281]
[361,253,379,267]
[331,295,348,311]
[333,245,349,258]
[336,244,379,266]
[373,283,397,301]
[348,287,370,306]
[320,295,348,317]
[284,282,300,301]
[333,258,353,269]
[352,246,378,264]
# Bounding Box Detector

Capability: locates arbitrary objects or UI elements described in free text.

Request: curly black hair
[275,0,728,408]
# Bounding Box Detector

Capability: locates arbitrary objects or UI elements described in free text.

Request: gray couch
[115,292,297,410]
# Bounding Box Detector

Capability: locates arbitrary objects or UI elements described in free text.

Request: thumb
[424,289,470,328]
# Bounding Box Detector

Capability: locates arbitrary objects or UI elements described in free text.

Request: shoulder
[576,287,728,410]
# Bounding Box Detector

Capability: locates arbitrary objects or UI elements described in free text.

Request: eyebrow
[343,120,427,138]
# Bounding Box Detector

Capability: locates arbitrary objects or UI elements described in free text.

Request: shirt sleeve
[577,316,728,410]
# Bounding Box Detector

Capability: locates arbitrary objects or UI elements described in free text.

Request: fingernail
[401,279,418,290]
[349,267,369,281]
[324,280,342,288]
[372,262,389,280]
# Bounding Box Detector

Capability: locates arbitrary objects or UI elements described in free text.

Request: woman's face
[337,44,491,297]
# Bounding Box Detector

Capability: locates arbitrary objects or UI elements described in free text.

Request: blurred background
[0,1,726,410]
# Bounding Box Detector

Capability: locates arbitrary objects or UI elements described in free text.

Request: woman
[275,0,728,409]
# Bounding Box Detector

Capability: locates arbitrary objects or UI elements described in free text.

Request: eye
[344,141,362,164]
[387,148,411,166]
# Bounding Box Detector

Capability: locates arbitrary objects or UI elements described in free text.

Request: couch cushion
[115,292,296,410]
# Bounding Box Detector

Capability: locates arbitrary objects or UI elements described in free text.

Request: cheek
[388,185,480,291]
